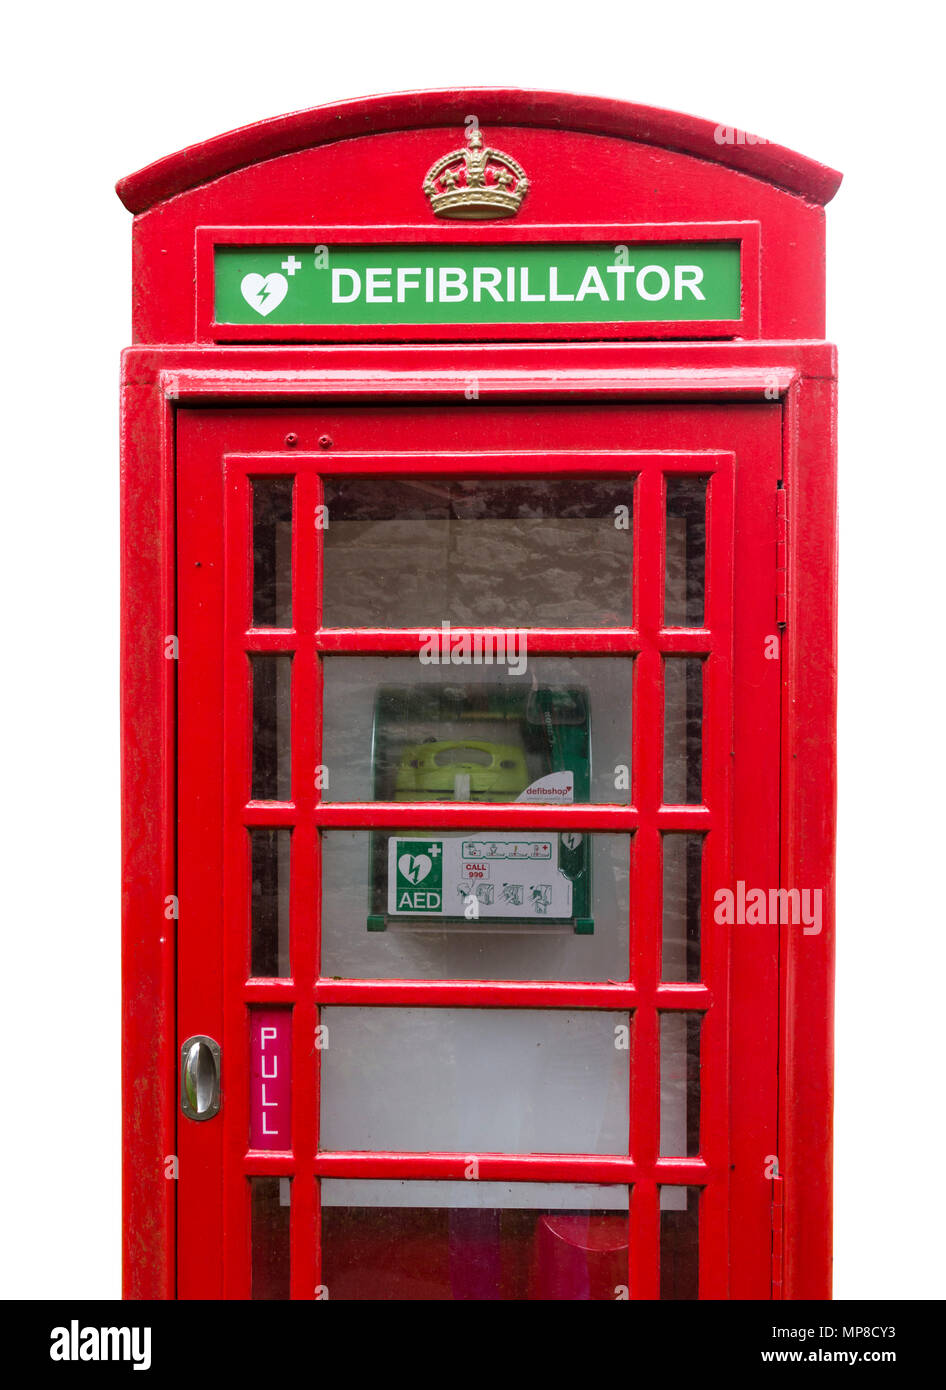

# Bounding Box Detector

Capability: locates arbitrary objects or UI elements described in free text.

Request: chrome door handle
[180,1035,221,1121]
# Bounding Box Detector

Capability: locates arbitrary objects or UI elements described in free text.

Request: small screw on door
[318,435,333,449]
[284,432,298,447]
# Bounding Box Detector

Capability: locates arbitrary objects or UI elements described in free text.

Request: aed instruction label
[388,835,574,918]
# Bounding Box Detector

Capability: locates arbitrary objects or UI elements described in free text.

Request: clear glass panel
[250,828,291,977]
[319,1008,630,1154]
[320,1179,629,1301]
[320,830,629,981]
[663,657,703,804]
[661,833,702,982]
[659,1185,699,1300]
[251,654,292,800]
[321,657,632,805]
[659,1012,702,1157]
[252,477,293,627]
[321,476,634,629]
[251,1176,291,1299]
[664,476,707,627]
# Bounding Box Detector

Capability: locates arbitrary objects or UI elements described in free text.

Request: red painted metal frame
[170,395,783,1300]
[122,341,836,1301]
[196,222,760,343]
[121,84,839,1301]
[120,78,839,1312]
[778,373,838,1298]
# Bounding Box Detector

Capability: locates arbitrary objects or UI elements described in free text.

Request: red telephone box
[118,88,840,1301]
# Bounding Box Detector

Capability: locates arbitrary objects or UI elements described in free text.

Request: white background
[2,0,943,1301]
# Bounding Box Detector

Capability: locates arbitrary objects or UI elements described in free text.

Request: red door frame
[121,341,837,1299]
[177,410,767,1300]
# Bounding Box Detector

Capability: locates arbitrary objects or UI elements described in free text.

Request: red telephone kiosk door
[175,395,782,1300]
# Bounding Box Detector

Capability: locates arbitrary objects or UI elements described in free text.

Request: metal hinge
[775,486,788,626]
[771,1173,785,1299]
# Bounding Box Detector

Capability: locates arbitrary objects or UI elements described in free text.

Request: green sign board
[214,242,741,327]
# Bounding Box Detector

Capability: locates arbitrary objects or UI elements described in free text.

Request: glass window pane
[663,657,703,804]
[320,829,629,981]
[321,476,633,628]
[251,654,292,800]
[252,477,293,627]
[251,1176,291,1300]
[665,476,707,627]
[320,1179,629,1301]
[321,657,632,805]
[661,833,702,982]
[250,828,291,977]
[319,1008,630,1154]
[659,1012,702,1158]
[659,1185,699,1300]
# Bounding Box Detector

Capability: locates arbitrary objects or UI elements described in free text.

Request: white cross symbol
[281,255,302,276]
[427,844,442,858]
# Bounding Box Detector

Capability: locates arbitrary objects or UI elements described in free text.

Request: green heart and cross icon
[394,842,443,911]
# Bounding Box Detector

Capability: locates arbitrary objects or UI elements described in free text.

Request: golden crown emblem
[423,125,529,219]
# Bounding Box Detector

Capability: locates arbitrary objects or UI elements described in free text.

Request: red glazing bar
[696,460,735,1297]
[289,467,321,1300]
[316,627,641,654]
[313,802,637,830]
[628,459,664,1299]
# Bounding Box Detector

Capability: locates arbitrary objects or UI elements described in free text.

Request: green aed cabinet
[367,684,594,932]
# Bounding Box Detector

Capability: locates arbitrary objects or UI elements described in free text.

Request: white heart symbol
[241,272,288,317]
[398,853,433,885]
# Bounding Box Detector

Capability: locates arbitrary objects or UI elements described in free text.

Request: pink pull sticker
[250,1009,292,1150]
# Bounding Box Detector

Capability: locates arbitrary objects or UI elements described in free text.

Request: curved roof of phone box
[115,87,843,214]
